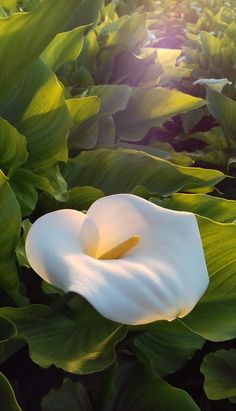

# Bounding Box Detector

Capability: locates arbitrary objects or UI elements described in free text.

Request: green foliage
[107,361,200,411]
[0,0,79,99]
[114,87,205,141]
[0,372,22,411]
[41,378,92,411]
[201,349,236,402]
[63,148,224,194]
[155,193,236,223]
[134,320,204,377]
[0,0,236,409]
[0,172,22,302]
[0,300,127,373]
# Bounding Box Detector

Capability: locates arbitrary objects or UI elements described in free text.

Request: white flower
[25,194,209,325]
[193,78,232,93]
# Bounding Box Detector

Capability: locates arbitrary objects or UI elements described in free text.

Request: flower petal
[26,195,209,325]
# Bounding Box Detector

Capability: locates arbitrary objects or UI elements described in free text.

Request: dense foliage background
[0,0,236,410]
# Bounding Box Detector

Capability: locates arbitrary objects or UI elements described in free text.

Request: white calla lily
[25,194,209,325]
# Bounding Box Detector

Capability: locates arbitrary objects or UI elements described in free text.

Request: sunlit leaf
[0,0,80,99]
[63,148,224,195]
[0,301,127,373]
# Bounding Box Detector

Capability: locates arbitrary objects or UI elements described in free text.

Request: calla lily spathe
[25,194,209,325]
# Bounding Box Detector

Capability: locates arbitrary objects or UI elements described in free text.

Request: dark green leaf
[201,349,236,401]
[0,372,22,411]
[41,378,92,411]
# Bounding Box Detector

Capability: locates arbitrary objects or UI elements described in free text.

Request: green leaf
[86,85,132,114]
[95,13,149,83]
[39,187,104,215]
[1,58,71,170]
[41,378,92,411]
[201,349,236,401]
[0,0,16,13]
[42,25,87,73]
[61,187,104,210]
[114,87,206,141]
[154,193,236,223]
[69,85,131,149]
[0,118,28,175]
[206,87,236,144]
[66,0,101,29]
[0,302,127,374]
[76,29,98,74]
[0,317,17,342]
[15,219,31,268]
[67,96,100,127]
[0,171,22,301]
[0,0,80,99]
[108,362,200,411]
[0,372,22,411]
[182,217,236,341]
[10,167,67,216]
[134,320,204,377]
[63,148,225,195]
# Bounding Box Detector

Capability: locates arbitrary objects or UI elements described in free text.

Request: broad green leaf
[0,0,80,99]
[0,0,16,13]
[67,96,100,126]
[0,372,22,411]
[76,29,98,74]
[0,305,25,363]
[188,127,228,150]
[39,187,104,215]
[63,148,224,195]
[86,85,131,114]
[0,317,17,342]
[10,171,38,217]
[201,349,236,401]
[0,118,27,175]
[0,171,21,301]
[96,115,116,146]
[95,13,148,83]
[114,87,206,141]
[200,31,234,70]
[206,87,236,144]
[107,48,156,86]
[41,378,92,411]
[0,5,7,16]
[69,85,131,149]
[182,217,236,341]
[59,187,104,211]
[42,25,87,73]
[66,0,101,29]
[117,142,193,166]
[0,302,127,373]
[108,362,200,411]
[0,337,25,366]
[10,167,67,216]
[1,58,71,170]
[134,321,204,377]
[155,193,236,223]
